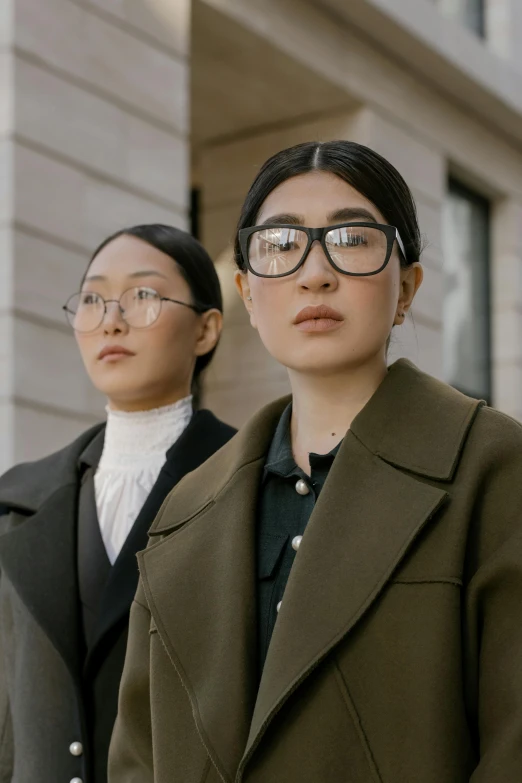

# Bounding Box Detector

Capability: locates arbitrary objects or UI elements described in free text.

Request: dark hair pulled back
[87,223,222,381]
[234,140,422,270]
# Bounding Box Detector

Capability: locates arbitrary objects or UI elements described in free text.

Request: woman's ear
[234,270,257,328]
[394,262,423,325]
[194,309,222,357]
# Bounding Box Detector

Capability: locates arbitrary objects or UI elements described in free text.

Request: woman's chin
[282,357,358,377]
[280,348,383,378]
[91,377,143,404]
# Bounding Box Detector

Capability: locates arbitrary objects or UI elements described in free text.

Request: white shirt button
[69,742,83,757]
[70,778,83,783]
[295,479,310,496]
[276,600,282,612]
[292,535,303,551]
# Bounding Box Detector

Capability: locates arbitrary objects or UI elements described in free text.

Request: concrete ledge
[318,0,522,147]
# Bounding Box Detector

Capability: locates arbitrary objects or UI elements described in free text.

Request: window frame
[436,0,486,39]
[444,177,492,403]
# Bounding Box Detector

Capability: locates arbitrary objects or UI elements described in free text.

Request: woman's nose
[103,301,128,334]
[297,240,338,291]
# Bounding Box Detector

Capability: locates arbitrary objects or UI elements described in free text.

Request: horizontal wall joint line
[0,220,91,255]
[9,394,103,423]
[66,0,188,63]
[13,46,187,139]
[14,133,186,214]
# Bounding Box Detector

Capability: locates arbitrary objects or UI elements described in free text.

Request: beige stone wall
[487,0,522,71]
[197,0,522,426]
[0,0,190,470]
[491,198,522,418]
[2,0,521,459]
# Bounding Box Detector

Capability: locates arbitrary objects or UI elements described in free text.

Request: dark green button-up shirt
[257,404,341,673]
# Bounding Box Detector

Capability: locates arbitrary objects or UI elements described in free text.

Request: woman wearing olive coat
[109,142,522,783]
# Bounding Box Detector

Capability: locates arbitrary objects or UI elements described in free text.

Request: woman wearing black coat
[0,224,235,783]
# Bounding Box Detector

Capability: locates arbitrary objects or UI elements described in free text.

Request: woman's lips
[97,345,136,362]
[293,304,344,333]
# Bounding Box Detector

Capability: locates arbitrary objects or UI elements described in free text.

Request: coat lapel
[0,482,83,679]
[239,432,448,773]
[239,361,482,772]
[85,410,236,671]
[0,424,105,680]
[141,401,286,783]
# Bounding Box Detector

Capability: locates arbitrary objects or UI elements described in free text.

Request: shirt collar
[263,404,295,479]
[263,403,342,481]
[98,396,193,471]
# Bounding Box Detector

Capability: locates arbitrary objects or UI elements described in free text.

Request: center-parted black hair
[234,140,422,270]
[86,223,223,380]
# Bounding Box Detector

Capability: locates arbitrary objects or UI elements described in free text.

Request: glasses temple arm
[395,229,408,262]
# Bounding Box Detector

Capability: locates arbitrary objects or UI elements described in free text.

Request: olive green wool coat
[109,360,522,783]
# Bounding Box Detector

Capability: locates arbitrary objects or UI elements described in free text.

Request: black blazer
[0,410,236,783]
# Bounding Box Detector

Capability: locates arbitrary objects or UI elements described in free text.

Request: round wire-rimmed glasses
[62,286,204,333]
[238,222,407,278]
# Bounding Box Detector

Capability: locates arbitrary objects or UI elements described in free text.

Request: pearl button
[276,600,282,612]
[70,778,83,783]
[292,535,303,551]
[295,479,310,496]
[69,742,83,757]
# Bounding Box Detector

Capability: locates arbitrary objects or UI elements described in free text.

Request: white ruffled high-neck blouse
[94,396,193,564]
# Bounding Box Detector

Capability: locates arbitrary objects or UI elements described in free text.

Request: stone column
[487,0,522,73]
[0,0,190,470]
[491,198,522,421]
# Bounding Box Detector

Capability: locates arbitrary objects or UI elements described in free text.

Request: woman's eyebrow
[326,207,378,224]
[84,270,169,282]
[259,213,304,226]
[127,270,169,280]
[258,208,379,227]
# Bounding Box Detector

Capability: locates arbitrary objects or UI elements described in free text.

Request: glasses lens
[325,225,388,274]
[120,287,161,328]
[65,292,104,332]
[247,227,308,276]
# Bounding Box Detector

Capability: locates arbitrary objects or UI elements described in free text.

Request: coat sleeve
[0,568,13,783]
[464,410,522,780]
[109,578,154,783]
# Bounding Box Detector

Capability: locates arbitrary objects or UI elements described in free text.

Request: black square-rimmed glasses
[239,222,406,278]
[62,286,205,333]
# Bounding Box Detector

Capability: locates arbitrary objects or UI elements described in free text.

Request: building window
[442,179,491,401]
[190,187,201,240]
[437,0,486,37]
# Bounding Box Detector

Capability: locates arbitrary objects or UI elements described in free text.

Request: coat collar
[86,410,236,670]
[0,423,105,680]
[0,411,236,680]
[150,359,483,538]
[350,359,484,480]
[0,422,106,513]
[142,360,484,782]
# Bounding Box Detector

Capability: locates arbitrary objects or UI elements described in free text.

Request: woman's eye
[80,293,99,306]
[136,288,157,300]
[327,232,368,248]
[261,239,296,253]
[339,233,367,247]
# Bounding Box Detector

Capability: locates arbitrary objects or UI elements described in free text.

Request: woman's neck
[107,386,192,413]
[288,355,387,474]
